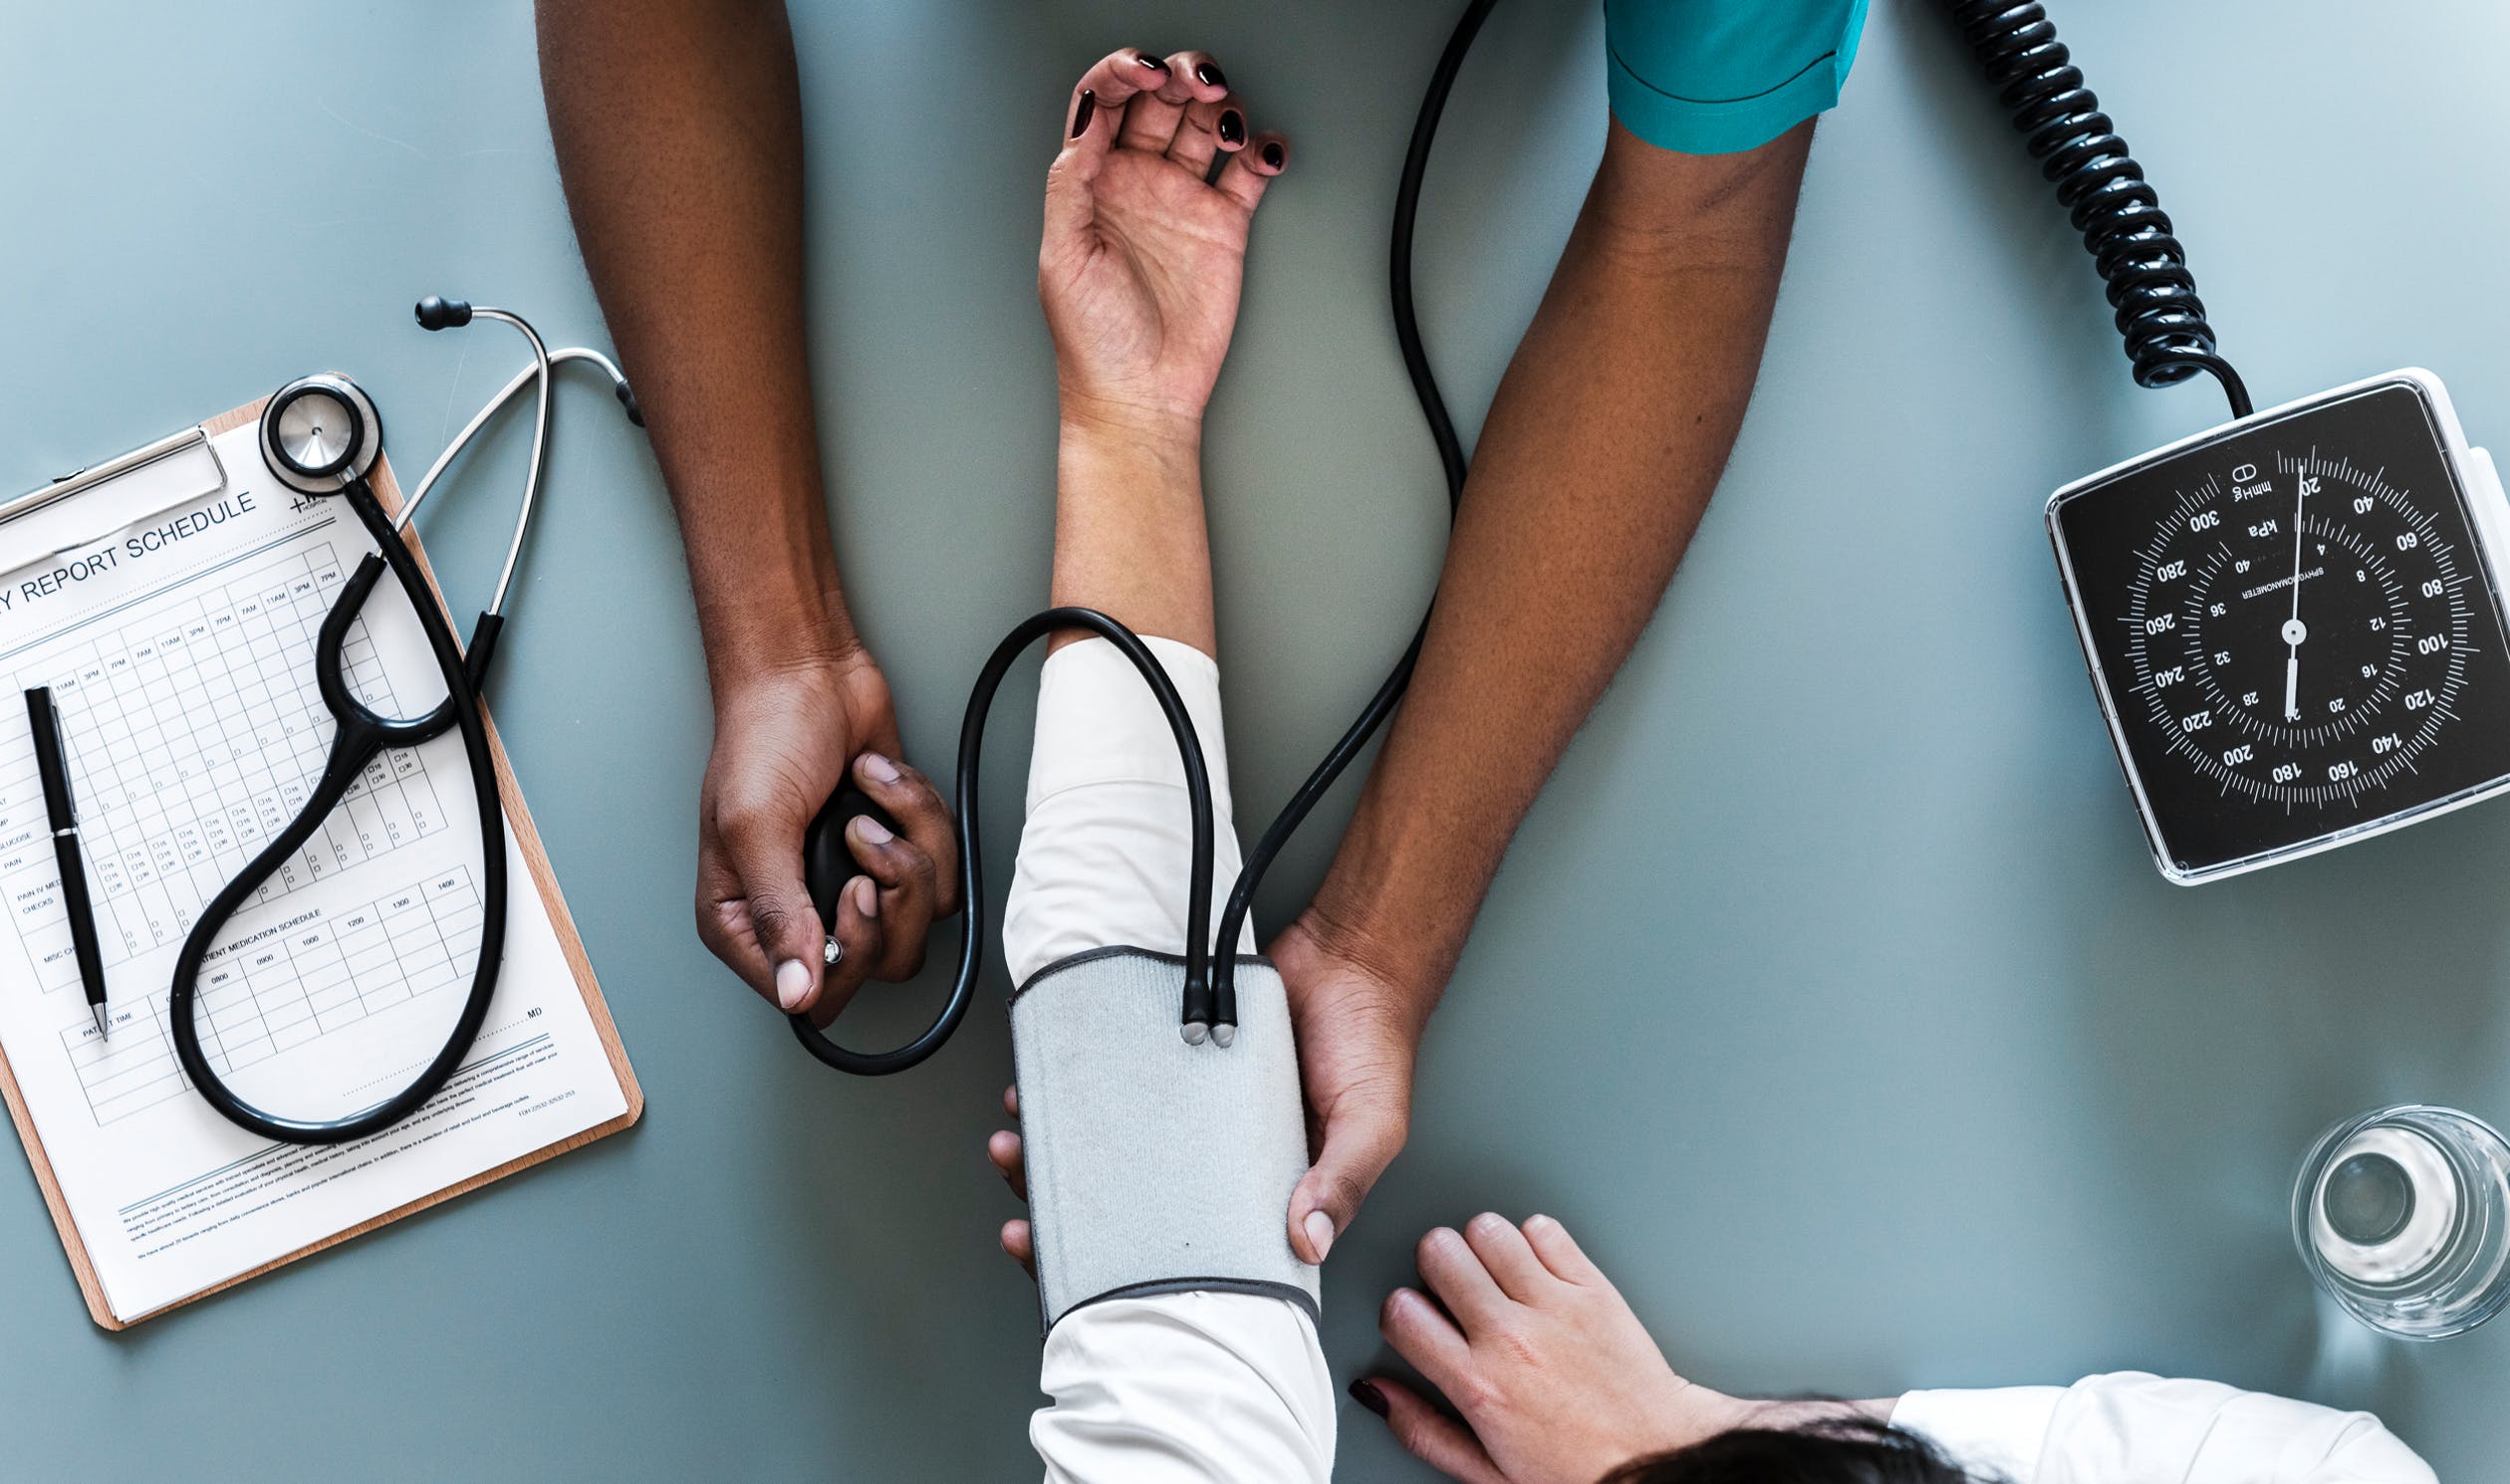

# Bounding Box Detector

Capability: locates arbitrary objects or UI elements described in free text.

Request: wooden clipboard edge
[0,399,642,1331]
[0,1001,108,1322]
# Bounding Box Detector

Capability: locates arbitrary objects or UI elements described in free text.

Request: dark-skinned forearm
[1304,122,1814,1013]
[536,0,851,699]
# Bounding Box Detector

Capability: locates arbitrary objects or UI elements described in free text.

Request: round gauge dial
[2123,451,2472,807]
[2051,376,2510,883]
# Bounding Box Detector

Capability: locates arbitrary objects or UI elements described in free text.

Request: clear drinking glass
[2292,1104,2510,1340]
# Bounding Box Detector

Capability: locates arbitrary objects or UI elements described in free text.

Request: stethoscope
[166,298,640,1144]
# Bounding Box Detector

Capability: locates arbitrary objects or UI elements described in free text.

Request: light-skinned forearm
[536,0,851,696]
[1051,410,1216,658]
[1304,121,1814,1013]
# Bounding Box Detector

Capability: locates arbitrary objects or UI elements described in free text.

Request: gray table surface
[3,1,2505,1477]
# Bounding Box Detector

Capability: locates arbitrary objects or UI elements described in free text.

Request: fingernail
[1349,1379,1388,1418]
[1261,141,1285,169]
[1070,90,1095,138]
[1304,1209,1336,1261]
[1135,51,1166,73]
[1218,111,1245,146]
[853,813,894,845]
[1196,61,1227,89]
[854,876,879,920]
[775,958,811,1012]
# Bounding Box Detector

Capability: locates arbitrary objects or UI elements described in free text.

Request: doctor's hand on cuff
[1268,914,1422,1267]
[694,649,959,1026]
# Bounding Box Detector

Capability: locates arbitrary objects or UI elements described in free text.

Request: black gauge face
[2053,378,2510,880]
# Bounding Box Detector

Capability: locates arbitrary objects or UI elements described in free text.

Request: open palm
[1040,48,1286,430]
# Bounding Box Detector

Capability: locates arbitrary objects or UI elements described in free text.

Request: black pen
[24,688,108,1037]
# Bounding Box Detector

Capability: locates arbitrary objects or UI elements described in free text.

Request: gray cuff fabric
[1011,947,1319,1335]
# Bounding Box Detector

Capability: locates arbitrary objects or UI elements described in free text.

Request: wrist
[666,464,867,702]
[698,590,867,706]
[1300,806,1472,1017]
[1286,890,1445,1037]
[1058,391,1204,466]
[1055,402,1208,541]
[1649,1383,1757,1451]
[1724,1396,1897,1436]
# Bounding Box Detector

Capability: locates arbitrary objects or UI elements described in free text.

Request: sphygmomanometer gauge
[2051,371,2510,882]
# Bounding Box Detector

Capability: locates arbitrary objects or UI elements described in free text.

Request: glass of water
[2292,1104,2510,1340]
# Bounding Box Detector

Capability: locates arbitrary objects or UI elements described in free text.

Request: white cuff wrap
[1012,947,1319,1334]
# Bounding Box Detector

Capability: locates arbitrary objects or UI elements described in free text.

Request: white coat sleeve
[1891,1372,2435,1484]
[1007,635,1332,1484]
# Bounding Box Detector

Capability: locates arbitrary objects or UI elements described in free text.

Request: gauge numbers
[2124,450,2471,807]
[2051,375,2510,882]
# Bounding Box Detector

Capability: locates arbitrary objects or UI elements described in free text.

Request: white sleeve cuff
[1004,633,1252,984]
[1027,634,1230,810]
[1895,1374,2438,1484]
[1036,1293,1334,1483]
[1890,1386,2064,1483]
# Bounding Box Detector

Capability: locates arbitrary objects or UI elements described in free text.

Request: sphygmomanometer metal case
[2049,370,2510,884]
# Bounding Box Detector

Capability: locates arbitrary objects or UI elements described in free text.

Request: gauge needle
[2284,468,2309,721]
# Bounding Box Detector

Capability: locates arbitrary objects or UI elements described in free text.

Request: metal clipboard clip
[0,427,231,581]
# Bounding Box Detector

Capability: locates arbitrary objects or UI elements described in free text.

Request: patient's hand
[986,1084,1037,1277]
[1354,1215,1757,1484]
[1041,47,1287,439]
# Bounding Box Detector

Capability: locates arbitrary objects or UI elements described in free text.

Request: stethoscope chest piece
[263,372,382,494]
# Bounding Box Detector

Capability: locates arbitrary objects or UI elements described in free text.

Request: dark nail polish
[1136,52,1167,72]
[1218,111,1245,146]
[1196,61,1227,90]
[1349,1379,1389,1418]
[1071,90,1095,138]
[1262,141,1285,169]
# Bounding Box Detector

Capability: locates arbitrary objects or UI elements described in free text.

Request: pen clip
[22,685,74,829]
[46,692,72,823]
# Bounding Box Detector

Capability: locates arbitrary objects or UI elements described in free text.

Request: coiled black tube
[1942,0,2251,418]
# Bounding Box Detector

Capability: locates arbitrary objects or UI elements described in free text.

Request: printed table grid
[58,866,484,1126]
[0,545,454,994]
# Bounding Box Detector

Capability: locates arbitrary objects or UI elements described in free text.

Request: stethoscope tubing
[786,606,1221,1073]
[1206,0,1494,1024]
[398,348,634,534]
[166,475,511,1143]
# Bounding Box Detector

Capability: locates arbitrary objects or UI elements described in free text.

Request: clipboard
[0,398,642,1328]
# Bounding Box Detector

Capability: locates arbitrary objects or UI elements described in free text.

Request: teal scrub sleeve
[1604,0,1871,155]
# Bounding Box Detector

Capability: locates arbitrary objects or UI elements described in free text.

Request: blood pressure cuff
[1011,946,1319,1335]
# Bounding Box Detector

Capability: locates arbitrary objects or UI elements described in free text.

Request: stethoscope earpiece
[414,295,473,331]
